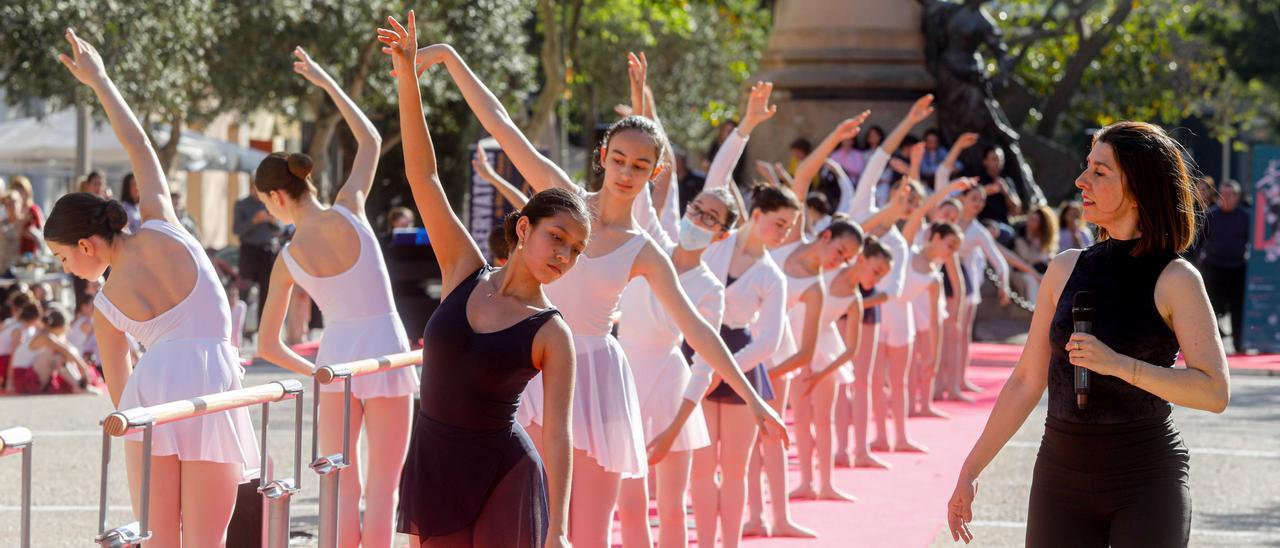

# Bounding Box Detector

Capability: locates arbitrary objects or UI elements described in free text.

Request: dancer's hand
[738,81,778,134]
[752,400,790,448]
[831,110,872,142]
[909,142,926,166]
[56,28,108,87]
[472,145,499,182]
[291,46,333,88]
[377,10,418,75]
[546,533,572,548]
[627,51,647,112]
[954,132,980,151]
[646,425,679,465]
[947,475,977,543]
[907,94,935,125]
[1066,332,1127,378]
[946,178,976,195]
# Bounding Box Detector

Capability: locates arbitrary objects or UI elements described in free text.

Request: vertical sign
[1242,145,1280,353]
[468,143,537,262]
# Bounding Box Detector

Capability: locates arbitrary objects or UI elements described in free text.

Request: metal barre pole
[1,427,34,548]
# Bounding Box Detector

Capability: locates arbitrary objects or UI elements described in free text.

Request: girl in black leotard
[947,121,1230,548]
[380,13,584,547]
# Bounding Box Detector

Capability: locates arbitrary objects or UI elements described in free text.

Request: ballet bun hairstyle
[18,301,42,323]
[592,115,670,176]
[254,152,317,200]
[503,187,591,250]
[44,306,68,330]
[1092,121,1197,257]
[862,235,892,263]
[44,192,130,245]
[748,182,801,214]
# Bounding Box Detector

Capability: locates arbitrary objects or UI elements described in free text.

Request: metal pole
[97,431,111,538]
[311,375,352,548]
[139,425,152,539]
[75,104,91,177]
[20,443,31,548]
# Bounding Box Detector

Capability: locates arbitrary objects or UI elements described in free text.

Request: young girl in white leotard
[253,48,418,548]
[46,30,257,545]
[406,43,784,546]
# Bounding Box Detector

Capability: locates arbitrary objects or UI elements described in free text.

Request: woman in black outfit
[381,12,581,547]
[947,121,1230,547]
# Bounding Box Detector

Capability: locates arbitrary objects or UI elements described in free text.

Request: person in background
[920,128,956,183]
[1013,205,1060,301]
[0,190,26,271]
[859,126,895,207]
[170,191,200,241]
[233,187,282,342]
[1058,200,1094,252]
[674,146,708,215]
[486,228,510,267]
[8,176,45,255]
[976,146,1023,239]
[1199,180,1251,354]
[830,134,864,184]
[786,137,815,183]
[119,173,143,234]
[379,206,416,247]
[78,170,109,197]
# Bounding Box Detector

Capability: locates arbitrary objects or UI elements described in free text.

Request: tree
[0,0,219,172]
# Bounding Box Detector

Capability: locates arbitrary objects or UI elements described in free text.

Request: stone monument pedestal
[749,0,933,170]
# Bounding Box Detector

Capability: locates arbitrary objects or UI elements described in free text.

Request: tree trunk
[156,113,184,174]
[525,0,575,151]
[1036,0,1133,139]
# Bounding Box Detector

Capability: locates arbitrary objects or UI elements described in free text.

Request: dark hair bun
[99,200,129,233]
[287,153,313,180]
[503,211,524,249]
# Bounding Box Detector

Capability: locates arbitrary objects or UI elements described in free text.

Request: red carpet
[611,359,1015,547]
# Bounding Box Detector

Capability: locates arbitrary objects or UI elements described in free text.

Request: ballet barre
[311,350,422,548]
[0,426,33,548]
[95,379,306,548]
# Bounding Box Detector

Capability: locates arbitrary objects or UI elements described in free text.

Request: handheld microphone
[1071,291,1094,409]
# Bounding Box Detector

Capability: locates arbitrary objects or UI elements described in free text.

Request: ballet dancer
[382,14,576,546]
[47,29,258,546]
[253,47,418,548]
[397,37,784,547]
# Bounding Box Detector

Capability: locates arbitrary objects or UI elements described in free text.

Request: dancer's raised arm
[904,179,973,244]
[791,112,870,200]
[851,95,933,223]
[703,82,777,191]
[380,13,483,292]
[57,29,177,226]
[291,47,382,214]
[936,133,978,190]
[473,145,529,209]
[410,43,575,194]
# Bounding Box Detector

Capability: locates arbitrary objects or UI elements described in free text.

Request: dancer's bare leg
[959,301,983,393]
[690,404,721,548]
[570,449,623,548]
[743,442,769,537]
[654,450,693,548]
[870,342,892,452]
[760,377,815,538]
[812,372,854,500]
[833,383,853,468]
[125,447,181,546]
[851,329,890,468]
[887,343,927,453]
[716,403,760,548]
[361,395,413,548]
[910,330,948,418]
[179,460,244,548]
[619,476,654,548]
[788,373,817,500]
[319,391,367,548]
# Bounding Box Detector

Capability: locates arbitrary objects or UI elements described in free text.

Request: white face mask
[678,216,716,250]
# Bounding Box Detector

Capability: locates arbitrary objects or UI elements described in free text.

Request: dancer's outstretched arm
[935,133,978,191]
[791,112,870,201]
[291,47,382,215]
[769,282,825,379]
[633,241,789,443]
[904,179,973,245]
[703,82,777,191]
[410,44,575,194]
[57,28,177,226]
[257,257,316,376]
[380,14,483,293]
[473,145,529,209]
[804,286,863,396]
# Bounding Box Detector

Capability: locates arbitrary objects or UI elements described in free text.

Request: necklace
[485,275,500,298]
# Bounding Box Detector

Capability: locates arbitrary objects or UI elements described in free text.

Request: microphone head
[1072,291,1095,323]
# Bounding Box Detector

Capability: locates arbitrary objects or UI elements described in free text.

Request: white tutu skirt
[518,334,646,478]
[118,338,260,482]
[620,341,710,453]
[316,313,419,399]
[815,326,855,384]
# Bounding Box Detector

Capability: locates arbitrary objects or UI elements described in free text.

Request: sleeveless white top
[814,269,858,382]
[281,205,418,399]
[94,220,259,476]
[768,240,823,378]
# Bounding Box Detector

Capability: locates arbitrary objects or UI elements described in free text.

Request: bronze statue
[921,0,1045,207]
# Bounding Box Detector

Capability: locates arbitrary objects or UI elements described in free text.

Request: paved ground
[3,358,1277,546]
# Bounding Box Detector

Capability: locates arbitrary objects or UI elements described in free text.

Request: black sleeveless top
[419,265,561,430]
[1048,238,1180,424]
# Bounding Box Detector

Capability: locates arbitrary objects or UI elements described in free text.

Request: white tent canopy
[0,109,266,173]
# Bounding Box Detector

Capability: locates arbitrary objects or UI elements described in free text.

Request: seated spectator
[170,190,201,240]
[0,191,25,272]
[487,227,511,267]
[7,176,45,255]
[1057,200,1094,251]
[119,173,142,234]
[1013,205,1060,300]
[77,170,109,198]
[919,128,958,182]
[976,146,1023,228]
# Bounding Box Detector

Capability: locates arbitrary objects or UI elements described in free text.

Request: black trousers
[1202,264,1246,350]
[1026,416,1191,548]
[238,243,278,336]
